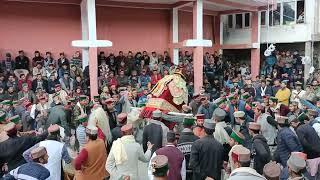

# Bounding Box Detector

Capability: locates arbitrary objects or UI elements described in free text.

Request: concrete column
[80,0,98,97]
[213,15,221,52]
[193,0,204,94]
[304,41,312,82]
[80,0,89,68]
[250,11,260,79]
[89,47,98,96]
[172,8,179,65]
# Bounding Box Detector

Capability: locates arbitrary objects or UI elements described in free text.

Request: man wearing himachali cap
[23,124,72,180]
[228,146,266,180]
[1,122,47,171]
[227,130,246,173]
[142,110,169,154]
[75,125,108,180]
[148,131,186,180]
[8,146,50,180]
[177,116,199,180]
[190,119,224,180]
[106,124,154,180]
[248,122,271,175]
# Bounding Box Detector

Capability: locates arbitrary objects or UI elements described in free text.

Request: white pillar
[80,0,98,68]
[172,8,179,65]
[193,0,204,94]
[193,0,203,40]
[304,41,313,83]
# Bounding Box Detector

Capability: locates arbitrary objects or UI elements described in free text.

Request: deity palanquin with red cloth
[140,70,188,129]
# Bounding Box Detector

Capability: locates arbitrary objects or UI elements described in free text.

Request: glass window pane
[269,3,281,26]
[235,14,243,28]
[283,1,296,25]
[228,15,233,28]
[244,13,250,27]
[297,0,304,23]
[261,11,266,25]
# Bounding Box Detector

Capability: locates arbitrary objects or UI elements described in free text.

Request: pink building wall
[0,2,215,60]
[0,2,82,60]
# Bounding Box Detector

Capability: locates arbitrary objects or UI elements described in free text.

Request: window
[269,3,281,26]
[283,1,296,25]
[297,0,305,23]
[261,11,266,25]
[244,13,250,27]
[235,14,243,28]
[228,15,233,28]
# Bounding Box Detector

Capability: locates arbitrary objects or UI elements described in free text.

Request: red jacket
[18,79,32,91]
[150,74,162,85]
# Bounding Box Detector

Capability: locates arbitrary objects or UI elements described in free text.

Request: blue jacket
[197,102,217,119]
[300,99,320,114]
[275,127,303,167]
[255,86,273,101]
[266,56,276,66]
[138,75,151,88]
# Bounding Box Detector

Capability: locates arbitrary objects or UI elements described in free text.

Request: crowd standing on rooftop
[0,48,319,180]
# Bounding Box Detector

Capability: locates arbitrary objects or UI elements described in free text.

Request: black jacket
[251,134,271,174]
[142,123,163,154]
[111,125,123,142]
[190,135,224,180]
[0,133,47,171]
[177,130,199,171]
[296,123,320,159]
[32,79,48,92]
[15,56,29,70]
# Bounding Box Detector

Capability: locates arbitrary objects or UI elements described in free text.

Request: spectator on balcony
[138,69,151,89]
[18,83,36,103]
[98,51,107,66]
[32,62,46,80]
[70,51,82,69]
[149,52,158,70]
[150,67,162,87]
[15,50,30,71]
[57,52,69,69]
[59,72,74,94]
[70,64,83,80]
[17,73,32,91]
[2,53,15,75]
[6,74,18,92]
[128,70,139,88]
[142,51,150,65]
[43,52,55,70]
[45,63,57,80]
[117,69,129,88]
[107,53,117,73]
[32,51,44,67]
[32,73,48,93]
[116,51,126,68]
[58,61,69,79]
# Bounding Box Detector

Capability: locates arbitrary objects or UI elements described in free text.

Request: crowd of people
[0,48,319,180]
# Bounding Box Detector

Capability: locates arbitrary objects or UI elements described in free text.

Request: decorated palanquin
[140,70,188,129]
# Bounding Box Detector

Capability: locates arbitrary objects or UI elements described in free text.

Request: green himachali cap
[242,93,250,100]
[77,114,88,123]
[0,111,6,122]
[269,97,278,103]
[215,97,227,106]
[1,100,12,106]
[79,95,87,101]
[230,131,244,145]
[183,117,195,126]
[9,115,20,124]
[297,112,308,122]
[227,94,236,101]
